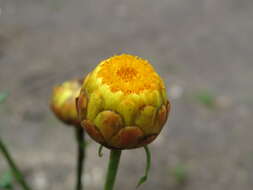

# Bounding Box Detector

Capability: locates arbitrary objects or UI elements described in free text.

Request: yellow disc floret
[97,54,164,94]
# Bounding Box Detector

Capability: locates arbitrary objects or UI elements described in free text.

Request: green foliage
[195,90,215,108]
[171,164,187,184]
[0,171,14,189]
[0,92,9,104]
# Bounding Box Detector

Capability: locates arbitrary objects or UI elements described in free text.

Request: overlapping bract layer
[77,54,170,149]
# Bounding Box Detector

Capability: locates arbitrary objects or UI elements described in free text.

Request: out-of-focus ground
[0,0,253,189]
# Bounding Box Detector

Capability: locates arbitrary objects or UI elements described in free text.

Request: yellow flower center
[97,54,163,94]
[116,67,137,81]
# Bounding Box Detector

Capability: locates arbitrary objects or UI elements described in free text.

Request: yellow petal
[135,105,157,134]
[116,98,137,125]
[87,90,104,121]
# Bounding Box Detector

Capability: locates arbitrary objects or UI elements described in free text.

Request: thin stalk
[75,127,86,190]
[136,146,151,187]
[104,149,122,190]
[0,137,31,190]
[98,145,104,157]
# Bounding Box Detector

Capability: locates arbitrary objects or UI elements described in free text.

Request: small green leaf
[171,164,187,184]
[195,90,215,108]
[0,171,14,189]
[136,146,151,188]
[0,92,9,104]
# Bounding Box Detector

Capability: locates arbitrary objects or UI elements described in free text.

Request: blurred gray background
[0,0,253,189]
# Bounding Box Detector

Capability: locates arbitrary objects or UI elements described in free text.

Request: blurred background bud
[50,79,82,126]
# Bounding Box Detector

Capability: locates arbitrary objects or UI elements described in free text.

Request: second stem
[75,127,85,190]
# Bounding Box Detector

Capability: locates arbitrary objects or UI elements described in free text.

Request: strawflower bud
[77,54,170,149]
[51,79,82,126]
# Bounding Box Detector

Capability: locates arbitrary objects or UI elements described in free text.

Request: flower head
[77,54,170,149]
[51,79,82,126]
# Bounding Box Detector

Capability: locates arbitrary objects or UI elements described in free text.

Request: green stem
[75,127,86,190]
[0,137,31,190]
[104,149,122,190]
